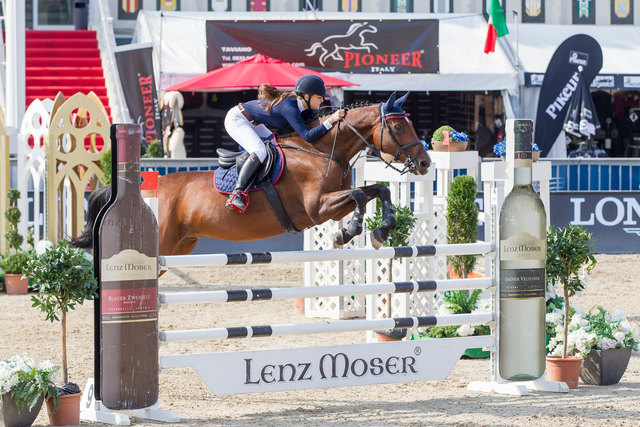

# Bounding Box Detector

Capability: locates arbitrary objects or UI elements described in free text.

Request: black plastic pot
[580,347,632,386]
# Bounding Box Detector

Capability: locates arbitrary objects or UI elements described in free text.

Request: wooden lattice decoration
[46,92,111,242]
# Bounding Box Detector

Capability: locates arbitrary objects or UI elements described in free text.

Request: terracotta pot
[1,392,43,427]
[545,355,582,389]
[4,274,29,295]
[432,139,467,152]
[47,393,81,426]
[533,151,541,162]
[293,297,305,314]
[580,347,632,386]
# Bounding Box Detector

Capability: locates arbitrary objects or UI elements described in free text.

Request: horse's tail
[68,185,111,249]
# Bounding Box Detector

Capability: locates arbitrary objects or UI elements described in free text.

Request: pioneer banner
[205,20,438,74]
[115,44,162,145]
[533,34,602,156]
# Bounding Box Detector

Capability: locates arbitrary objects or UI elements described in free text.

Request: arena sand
[1,254,638,426]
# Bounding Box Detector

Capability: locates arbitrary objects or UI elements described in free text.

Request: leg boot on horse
[225,153,262,213]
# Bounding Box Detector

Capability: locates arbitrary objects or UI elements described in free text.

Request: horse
[70,92,431,256]
[304,22,378,66]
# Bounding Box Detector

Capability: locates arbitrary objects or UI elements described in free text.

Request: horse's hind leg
[368,184,396,250]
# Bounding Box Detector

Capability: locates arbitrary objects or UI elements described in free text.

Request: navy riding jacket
[240,98,329,143]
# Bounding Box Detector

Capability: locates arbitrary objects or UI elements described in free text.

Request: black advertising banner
[533,35,602,156]
[118,0,142,20]
[115,46,162,144]
[550,192,640,254]
[205,20,438,74]
[611,0,633,24]
[522,0,545,23]
[572,0,595,24]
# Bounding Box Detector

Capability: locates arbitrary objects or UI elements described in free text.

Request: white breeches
[224,106,271,162]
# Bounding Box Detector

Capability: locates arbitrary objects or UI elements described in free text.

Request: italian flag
[484,0,509,54]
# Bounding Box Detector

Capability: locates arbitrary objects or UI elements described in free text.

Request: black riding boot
[225,153,262,213]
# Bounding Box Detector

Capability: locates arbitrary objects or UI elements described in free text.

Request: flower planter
[580,347,632,386]
[545,356,582,389]
[46,393,81,426]
[4,274,29,295]
[432,139,467,152]
[1,393,43,427]
[462,348,490,359]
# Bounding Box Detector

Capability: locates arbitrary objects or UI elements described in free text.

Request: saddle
[216,137,278,185]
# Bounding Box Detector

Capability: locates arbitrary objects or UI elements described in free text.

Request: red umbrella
[164,54,357,92]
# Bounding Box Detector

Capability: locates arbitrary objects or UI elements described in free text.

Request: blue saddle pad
[214,142,285,194]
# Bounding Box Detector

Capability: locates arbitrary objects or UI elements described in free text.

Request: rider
[223,74,346,213]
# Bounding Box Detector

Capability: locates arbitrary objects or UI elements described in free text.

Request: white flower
[598,338,619,350]
[474,298,492,313]
[613,331,626,344]
[456,324,475,337]
[610,309,626,323]
[546,311,563,325]
[35,240,54,256]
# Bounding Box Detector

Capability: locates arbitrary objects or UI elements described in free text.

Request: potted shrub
[547,305,640,386]
[23,240,98,425]
[365,203,417,341]
[431,125,468,152]
[1,189,30,294]
[545,225,597,389]
[0,354,60,427]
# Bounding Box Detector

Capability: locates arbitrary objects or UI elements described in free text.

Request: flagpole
[512,10,522,116]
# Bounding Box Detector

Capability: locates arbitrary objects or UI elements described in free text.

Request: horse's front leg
[332,188,368,248]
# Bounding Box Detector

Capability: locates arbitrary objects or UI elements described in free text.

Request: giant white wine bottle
[99,124,159,409]
[498,119,546,381]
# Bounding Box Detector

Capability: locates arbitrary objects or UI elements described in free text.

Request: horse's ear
[383,91,397,114]
[395,92,410,108]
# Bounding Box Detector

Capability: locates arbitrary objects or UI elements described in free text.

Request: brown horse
[71,92,431,255]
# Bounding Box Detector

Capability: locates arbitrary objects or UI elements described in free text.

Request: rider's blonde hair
[258,83,298,113]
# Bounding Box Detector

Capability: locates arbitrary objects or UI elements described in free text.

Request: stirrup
[225,191,249,213]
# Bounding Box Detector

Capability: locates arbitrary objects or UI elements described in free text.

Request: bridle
[280,102,425,184]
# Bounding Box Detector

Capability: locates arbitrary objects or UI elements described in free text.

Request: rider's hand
[329,109,346,125]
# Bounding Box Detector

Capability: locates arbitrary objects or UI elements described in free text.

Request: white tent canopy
[133,11,518,94]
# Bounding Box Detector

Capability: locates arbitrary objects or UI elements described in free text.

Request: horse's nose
[417,159,430,175]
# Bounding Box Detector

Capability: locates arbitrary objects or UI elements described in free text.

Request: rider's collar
[296,98,306,111]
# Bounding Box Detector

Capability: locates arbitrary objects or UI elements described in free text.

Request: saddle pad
[213,142,285,194]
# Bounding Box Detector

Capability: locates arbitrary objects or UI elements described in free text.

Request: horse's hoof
[333,232,345,248]
[382,216,396,229]
[370,229,385,250]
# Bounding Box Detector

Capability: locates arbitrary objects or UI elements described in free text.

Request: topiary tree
[0,189,30,275]
[446,175,478,279]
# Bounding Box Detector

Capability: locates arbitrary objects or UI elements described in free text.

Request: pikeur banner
[205,20,439,74]
[533,34,602,156]
[115,46,162,144]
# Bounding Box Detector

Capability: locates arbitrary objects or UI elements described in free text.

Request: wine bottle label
[101,287,158,323]
[500,268,545,299]
[101,249,158,282]
[500,232,545,261]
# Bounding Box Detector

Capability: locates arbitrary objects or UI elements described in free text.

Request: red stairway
[26,30,111,119]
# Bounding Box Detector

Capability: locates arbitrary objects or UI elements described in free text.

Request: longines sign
[550,192,640,253]
[205,20,438,73]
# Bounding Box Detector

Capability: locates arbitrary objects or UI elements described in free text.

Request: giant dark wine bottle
[498,119,546,381]
[99,124,159,409]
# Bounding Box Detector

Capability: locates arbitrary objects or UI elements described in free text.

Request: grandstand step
[27,76,106,86]
[26,67,105,78]
[28,48,101,58]
[26,57,102,67]
[26,30,97,40]
[27,87,108,97]
[26,38,98,49]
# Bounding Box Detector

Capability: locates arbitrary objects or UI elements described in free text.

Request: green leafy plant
[100,149,111,185]
[142,140,163,158]
[546,225,597,359]
[365,203,417,339]
[24,240,98,388]
[420,289,490,338]
[1,189,30,275]
[0,354,60,414]
[446,175,478,278]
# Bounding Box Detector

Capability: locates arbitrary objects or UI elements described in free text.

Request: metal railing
[88,0,130,123]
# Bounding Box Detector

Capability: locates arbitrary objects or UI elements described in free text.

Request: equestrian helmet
[295,74,329,98]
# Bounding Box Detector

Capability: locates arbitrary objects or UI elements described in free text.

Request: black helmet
[295,74,329,98]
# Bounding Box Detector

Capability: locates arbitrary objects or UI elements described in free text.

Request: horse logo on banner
[304,22,378,66]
